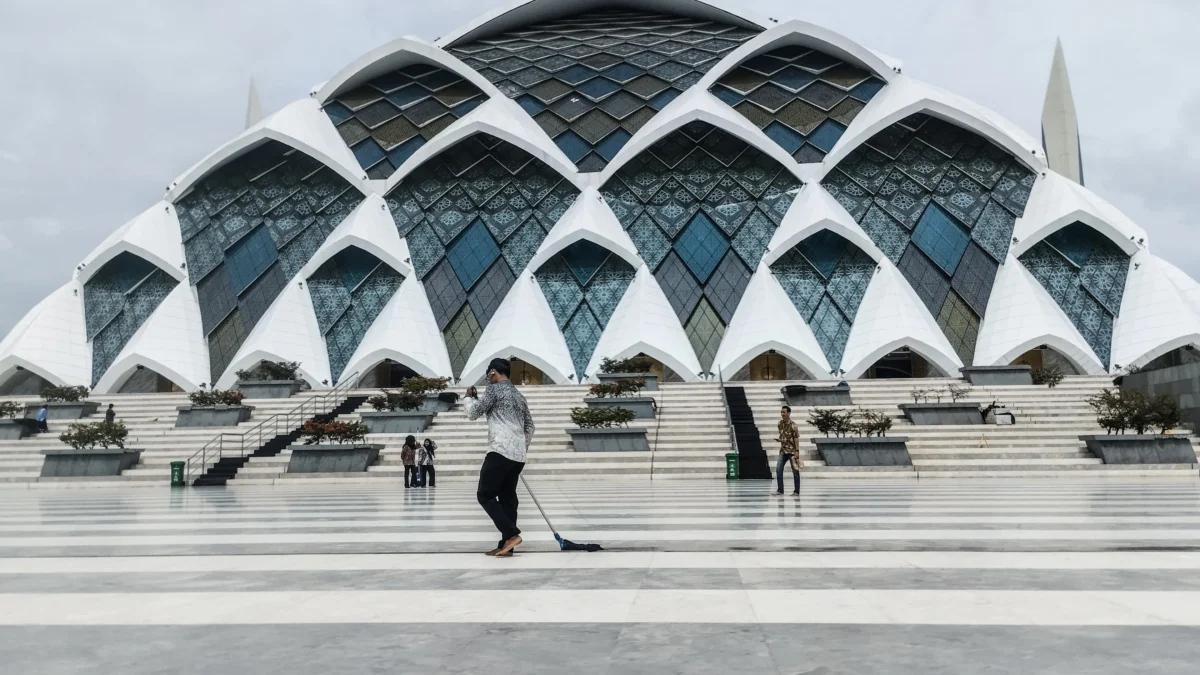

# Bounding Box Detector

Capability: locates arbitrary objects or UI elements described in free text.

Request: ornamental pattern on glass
[83,252,180,386]
[1018,222,1130,367]
[448,8,760,172]
[306,247,405,383]
[323,64,487,180]
[770,230,875,371]
[385,133,580,377]
[822,113,1037,365]
[601,121,802,371]
[175,140,364,381]
[712,45,886,163]
[534,240,637,379]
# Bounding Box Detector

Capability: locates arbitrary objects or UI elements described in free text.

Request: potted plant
[567,406,648,452]
[287,419,382,473]
[0,400,37,439]
[234,361,305,399]
[584,377,656,419]
[41,420,140,477]
[361,389,436,433]
[1079,389,1195,464]
[808,407,911,467]
[175,389,253,428]
[596,356,658,391]
[25,385,99,420]
[780,380,852,407]
[1031,365,1065,389]
[898,384,983,425]
[401,376,456,412]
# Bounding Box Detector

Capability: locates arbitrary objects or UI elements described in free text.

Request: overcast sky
[0,0,1196,338]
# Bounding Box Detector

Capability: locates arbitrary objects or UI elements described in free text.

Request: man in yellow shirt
[774,405,802,496]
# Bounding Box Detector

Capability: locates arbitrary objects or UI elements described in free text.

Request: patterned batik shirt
[778,418,802,471]
[465,379,536,463]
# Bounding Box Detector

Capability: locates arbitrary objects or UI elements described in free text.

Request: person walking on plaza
[104,404,115,423]
[466,357,535,558]
[774,405,802,496]
[401,435,419,489]
[419,438,437,488]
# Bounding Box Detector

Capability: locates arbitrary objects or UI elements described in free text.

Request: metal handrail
[718,367,740,457]
[184,372,360,485]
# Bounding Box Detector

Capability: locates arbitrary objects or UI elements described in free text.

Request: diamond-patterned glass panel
[937,291,980,365]
[176,140,363,381]
[385,133,579,377]
[714,46,885,164]
[823,116,1036,363]
[771,231,874,370]
[1019,222,1131,367]
[685,297,725,372]
[307,246,404,382]
[444,305,484,378]
[449,8,760,172]
[84,253,179,386]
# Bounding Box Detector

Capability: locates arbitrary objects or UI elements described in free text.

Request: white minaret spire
[245,77,263,130]
[1041,38,1084,185]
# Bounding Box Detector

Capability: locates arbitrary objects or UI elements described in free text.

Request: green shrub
[58,420,128,450]
[301,419,369,445]
[570,406,636,429]
[0,401,22,419]
[588,378,644,398]
[1087,389,1181,435]
[40,385,89,403]
[236,361,301,382]
[1032,366,1065,388]
[810,408,892,438]
[367,389,424,412]
[599,356,655,375]
[852,408,894,438]
[400,376,449,397]
[187,390,246,407]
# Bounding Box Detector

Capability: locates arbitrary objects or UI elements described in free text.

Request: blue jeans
[777,454,799,493]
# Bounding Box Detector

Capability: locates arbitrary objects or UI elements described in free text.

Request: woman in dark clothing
[401,435,419,488]
[419,438,437,488]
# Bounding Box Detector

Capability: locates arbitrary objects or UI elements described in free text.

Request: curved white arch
[763,184,885,266]
[839,260,962,379]
[78,202,186,284]
[987,334,1101,377]
[215,281,332,389]
[460,268,574,385]
[382,98,582,195]
[714,263,834,380]
[1011,170,1145,258]
[598,87,804,187]
[92,284,209,393]
[586,265,703,382]
[94,361,191,396]
[819,75,1045,178]
[1112,253,1200,371]
[696,18,897,92]
[315,36,502,105]
[0,358,65,392]
[167,98,370,203]
[0,281,89,388]
[527,187,643,273]
[437,0,766,48]
[301,195,413,279]
[342,275,453,381]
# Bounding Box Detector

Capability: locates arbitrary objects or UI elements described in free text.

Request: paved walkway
[2,479,1200,673]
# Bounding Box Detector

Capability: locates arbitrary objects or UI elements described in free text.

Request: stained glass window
[83,252,180,385]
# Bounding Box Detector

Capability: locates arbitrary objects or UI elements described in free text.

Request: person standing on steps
[419,438,437,488]
[34,405,48,432]
[774,405,802,497]
[104,404,115,423]
[465,358,535,558]
[401,435,419,489]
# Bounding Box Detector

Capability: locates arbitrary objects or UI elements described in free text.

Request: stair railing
[184,372,360,485]
[718,367,740,457]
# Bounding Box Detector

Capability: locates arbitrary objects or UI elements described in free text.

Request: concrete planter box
[960,366,1034,386]
[360,411,436,434]
[286,444,383,473]
[585,396,656,419]
[568,427,650,452]
[174,405,254,428]
[899,402,983,425]
[40,448,142,477]
[1079,435,1198,465]
[235,380,303,399]
[420,394,458,413]
[24,401,100,421]
[813,437,912,467]
[597,373,658,391]
[0,418,37,439]
[782,385,852,407]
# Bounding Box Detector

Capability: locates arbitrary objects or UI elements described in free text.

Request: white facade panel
[1111,253,1200,370]
[342,274,453,381]
[0,282,90,388]
[1012,169,1145,258]
[527,187,643,273]
[215,280,332,389]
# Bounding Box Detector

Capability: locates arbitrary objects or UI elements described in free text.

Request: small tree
[947,384,971,403]
[599,356,655,374]
[367,389,423,412]
[571,406,636,428]
[909,388,927,404]
[855,409,893,438]
[236,361,301,382]
[0,401,22,419]
[1032,366,1065,388]
[1087,389,1127,434]
[41,386,89,403]
[589,377,645,398]
[400,376,450,397]
[188,389,246,407]
[59,421,128,450]
[807,408,842,437]
[1150,394,1182,434]
[301,419,369,445]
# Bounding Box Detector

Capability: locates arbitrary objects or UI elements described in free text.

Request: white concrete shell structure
[3,0,1199,394]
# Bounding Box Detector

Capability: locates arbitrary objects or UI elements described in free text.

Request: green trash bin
[725,453,739,480]
[170,461,185,487]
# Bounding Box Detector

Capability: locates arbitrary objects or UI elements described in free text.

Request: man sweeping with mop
[465,358,534,558]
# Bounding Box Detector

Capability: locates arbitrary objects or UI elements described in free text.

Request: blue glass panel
[797,229,849,279]
[323,101,353,125]
[648,88,681,111]
[516,94,545,115]
[763,121,806,154]
[562,308,603,378]
[594,128,632,162]
[386,84,429,109]
[602,63,646,83]
[711,85,744,107]
[554,129,592,163]
[557,64,598,85]
[809,295,852,371]
[561,239,611,285]
[577,77,621,101]
[911,203,970,276]
[445,219,501,290]
[1045,222,1096,267]
[850,79,885,101]
[352,138,387,169]
[675,212,730,283]
[225,226,279,295]
[387,135,426,168]
[806,119,846,153]
[451,97,484,117]
[332,246,382,290]
[773,66,816,92]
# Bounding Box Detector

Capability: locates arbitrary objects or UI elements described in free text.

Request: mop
[520,475,603,552]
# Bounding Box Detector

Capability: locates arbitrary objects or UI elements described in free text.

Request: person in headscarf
[419,437,437,488]
[401,435,419,489]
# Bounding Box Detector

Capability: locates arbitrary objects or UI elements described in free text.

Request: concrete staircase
[741,376,1200,479]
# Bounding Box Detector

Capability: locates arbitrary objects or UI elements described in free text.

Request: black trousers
[477,452,524,542]
[420,465,435,487]
[404,465,418,488]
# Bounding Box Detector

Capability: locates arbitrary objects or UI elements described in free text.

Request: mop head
[555,532,603,552]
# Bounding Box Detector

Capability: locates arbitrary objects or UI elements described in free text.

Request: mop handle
[519,475,557,534]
